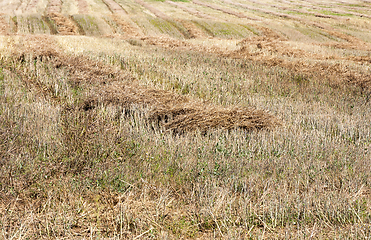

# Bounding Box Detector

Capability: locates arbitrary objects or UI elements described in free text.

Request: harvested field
[1,0,371,238]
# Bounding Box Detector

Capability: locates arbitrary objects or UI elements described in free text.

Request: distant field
[0,0,371,239]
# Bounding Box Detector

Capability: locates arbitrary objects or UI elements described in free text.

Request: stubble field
[1,0,371,239]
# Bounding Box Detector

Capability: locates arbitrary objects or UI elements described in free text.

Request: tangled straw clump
[86,81,280,133]
[7,35,280,133]
[48,13,79,35]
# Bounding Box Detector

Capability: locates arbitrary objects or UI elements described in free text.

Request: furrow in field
[192,0,259,20]
[102,0,126,15]
[165,1,216,20]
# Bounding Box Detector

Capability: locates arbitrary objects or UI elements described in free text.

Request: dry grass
[1,32,370,238]
[1,0,371,238]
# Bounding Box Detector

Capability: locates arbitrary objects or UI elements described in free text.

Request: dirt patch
[48,13,79,35]
[102,0,126,15]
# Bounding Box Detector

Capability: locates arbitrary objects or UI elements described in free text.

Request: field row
[1,0,371,38]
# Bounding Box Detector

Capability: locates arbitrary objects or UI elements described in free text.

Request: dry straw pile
[48,13,79,35]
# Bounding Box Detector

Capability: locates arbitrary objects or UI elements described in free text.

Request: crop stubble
[8,35,279,133]
[1,1,371,237]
